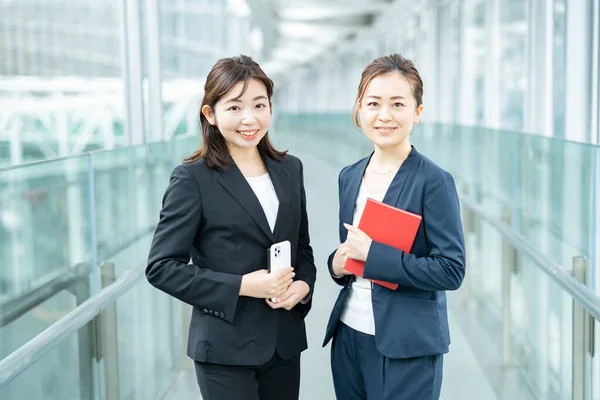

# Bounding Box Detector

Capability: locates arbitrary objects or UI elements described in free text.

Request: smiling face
[357,72,423,150]
[202,78,272,153]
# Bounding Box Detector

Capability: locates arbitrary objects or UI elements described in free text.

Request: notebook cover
[344,198,422,290]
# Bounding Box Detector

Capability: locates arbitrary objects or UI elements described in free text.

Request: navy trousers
[331,323,443,400]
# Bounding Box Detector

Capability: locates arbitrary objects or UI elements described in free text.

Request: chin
[373,138,402,149]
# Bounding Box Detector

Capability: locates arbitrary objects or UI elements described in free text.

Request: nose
[378,106,392,122]
[241,109,257,124]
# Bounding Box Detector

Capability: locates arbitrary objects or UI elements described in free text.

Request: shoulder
[272,152,303,174]
[413,150,457,193]
[339,155,369,182]
[179,157,229,179]
[171,158,214,187]
[281,152,302,167]
[414,149,453,183]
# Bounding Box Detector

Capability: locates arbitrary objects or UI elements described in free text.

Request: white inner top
[246,173,279,232]
[340,181,387,335]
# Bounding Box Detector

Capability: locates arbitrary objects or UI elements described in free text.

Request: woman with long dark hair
[146,55,316,400]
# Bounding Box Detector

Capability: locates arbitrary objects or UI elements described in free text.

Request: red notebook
[345,198,422,290]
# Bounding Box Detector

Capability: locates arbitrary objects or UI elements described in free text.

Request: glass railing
[0,134,200,368]
[2,111,599,399]
[0,263,187,400]
[272,112,600,400]
[273,113,599,292]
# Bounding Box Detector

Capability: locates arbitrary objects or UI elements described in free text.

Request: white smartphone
[268,240,291,303]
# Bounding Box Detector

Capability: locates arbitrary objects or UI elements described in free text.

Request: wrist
[332,265,345,278]
[239,274,248,296]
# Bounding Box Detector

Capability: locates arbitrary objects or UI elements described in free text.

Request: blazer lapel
[340,147,420,242]
[340,155,370,241]
[217,162,274,241]
[264,155,290,240]
[382,146,420,206]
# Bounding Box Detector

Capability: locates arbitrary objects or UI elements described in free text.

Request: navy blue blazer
[323,146,466,359]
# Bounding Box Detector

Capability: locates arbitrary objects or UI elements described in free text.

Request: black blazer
[146,153,316,366]
[324,147,466,358]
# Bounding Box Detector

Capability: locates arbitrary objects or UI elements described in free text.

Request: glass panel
[512,252,573,398]
[115,278,182,399]
[0,326,98,400]
[0,272,183,400]
[0,156,94,349]
[172,135,200,163]
[93,146,158,279]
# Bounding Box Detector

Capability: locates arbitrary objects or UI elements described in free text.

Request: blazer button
[209,310,214,315]
[219,312,225,318]
[203,309,208,313]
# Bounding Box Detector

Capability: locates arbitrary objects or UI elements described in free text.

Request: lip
[237,129,259,139]
[375,126,397,133]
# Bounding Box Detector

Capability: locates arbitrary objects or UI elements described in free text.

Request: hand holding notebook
[344,198,422,290]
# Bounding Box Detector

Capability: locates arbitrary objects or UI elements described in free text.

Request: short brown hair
[352,54,424,127]
[185,55,286,169]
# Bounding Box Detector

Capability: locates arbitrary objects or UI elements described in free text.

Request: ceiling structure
[255,0,396,76]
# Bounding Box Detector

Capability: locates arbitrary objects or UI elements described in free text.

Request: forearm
[146,260,242,323]
[328,249,351,286]
[363,242,465,291]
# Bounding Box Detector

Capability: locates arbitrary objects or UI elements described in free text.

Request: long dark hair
[184,55,286,170]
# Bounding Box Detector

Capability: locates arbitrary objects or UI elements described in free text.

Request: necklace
[368,162,403,175]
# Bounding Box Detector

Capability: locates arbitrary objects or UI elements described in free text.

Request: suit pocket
[396,288,436,302]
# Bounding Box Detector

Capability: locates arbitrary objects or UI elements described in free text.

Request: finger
[275,276,294,290]
[265,298,279,309]
[278,293,299,310]
[272,266,294,278]
[276,281,292,296]
[346,232,358,244]
[277,288,296,303]
[273,273,294,288]
[276,279,294,295]
[343,223,361,234]
[280,271,296,283]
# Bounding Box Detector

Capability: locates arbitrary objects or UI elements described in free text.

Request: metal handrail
[0,263,87,327]
[0,267,145,388]
[0,225,156,327]
[459,194,600,322]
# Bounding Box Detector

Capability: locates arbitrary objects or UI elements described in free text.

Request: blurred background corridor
[1,0,600,399]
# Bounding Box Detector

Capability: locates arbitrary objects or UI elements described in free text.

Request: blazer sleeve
[328,167,352,286]
[363,171,466,291]
[146,164,242,324]
[292,158,317,318]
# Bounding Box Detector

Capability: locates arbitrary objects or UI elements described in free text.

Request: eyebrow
[366,95,407,100]
[225,95,268,103]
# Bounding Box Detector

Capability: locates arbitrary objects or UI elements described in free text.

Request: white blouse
[245,173,279,232]
[340,181,386,335]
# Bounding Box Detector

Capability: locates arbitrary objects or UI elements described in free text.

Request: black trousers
[194,351,300,400]
[331,323,443,400]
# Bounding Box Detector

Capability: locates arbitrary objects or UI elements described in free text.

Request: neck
[371,139,412,167]
[229,145,262,166]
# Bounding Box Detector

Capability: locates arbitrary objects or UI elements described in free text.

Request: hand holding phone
[239,267,294,299]
[268,240,292,302]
